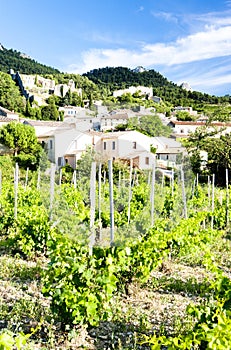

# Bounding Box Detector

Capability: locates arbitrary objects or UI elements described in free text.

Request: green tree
[0,72,25,112]
[204,136,231,186]
[0,122,43,169]
[41,101,60,121]
[128,114,171,137]
[175,111,196,121]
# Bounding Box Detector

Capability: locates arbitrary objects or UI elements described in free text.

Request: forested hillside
[0,44,60,75]
[84,66,231,107]
[1,45,231,113]
[83,66,170,88]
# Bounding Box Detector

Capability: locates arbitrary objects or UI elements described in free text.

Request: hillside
[84,66,231,107]
[83,66,171,89]
[0,44,231,109]
[0,44,60,75]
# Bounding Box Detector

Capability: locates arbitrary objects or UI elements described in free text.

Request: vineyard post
[49,163,56,221]
[123,171,126,186]
[171,168,174,196]
[191,177,196,198]
[37,167,40,190]
[208,175,211,208]
[181,165,187,219]
[25,167,29,189]
[89,161,96,255]
[14,163,19,219]
[127,159,133,224]
[226,169,229,229]
[148,170,151,185]
[150,156,156,227]
[211,173,215,229]
[98,162,102,241]
[73,170,77,189]
[108,159,114,246]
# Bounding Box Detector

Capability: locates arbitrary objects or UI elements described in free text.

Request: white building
[169,120,231,138]
[94,130,156,170]
[113,86,153,99]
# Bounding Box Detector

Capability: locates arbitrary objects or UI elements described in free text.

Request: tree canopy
[127,114,172,137]
[0,72,25,112]
[0,122,43,169]
[0,46,60,75]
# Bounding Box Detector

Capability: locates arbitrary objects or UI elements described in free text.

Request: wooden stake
[150,157,156,226]
[49,164,56,221]
[181,166,187,219]
[211,174,215,229]
[108,159,114,246]
[89,162,96,255]
[14,163,19,219]
[127,159,133,224]
[98,163,102,241]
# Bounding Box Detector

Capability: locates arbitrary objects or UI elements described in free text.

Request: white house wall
[118,131,153,156]
[54,129,91,165]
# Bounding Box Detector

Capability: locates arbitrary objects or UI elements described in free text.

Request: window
[112,141,116,150]
[145,157,149,165]
[132,141,137,149]
[103,141,107,150]
[58,157,63,166]
[49,140,53,149]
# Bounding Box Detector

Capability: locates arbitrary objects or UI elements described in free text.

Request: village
[2,70,230,173]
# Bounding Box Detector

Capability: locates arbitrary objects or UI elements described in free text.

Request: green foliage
[0,185,52,257]
[83,66,231,106]
[0,329,32,350]
[42,234,118,326]
[127,114,171,137]
[185,127,231,185]
[0,122,43,169]
[40,101,60,121]
[1,157,231,348]
[0,122,40,155]
[175,110,197,121]
[0,46,60,75]
[0,72,25,112]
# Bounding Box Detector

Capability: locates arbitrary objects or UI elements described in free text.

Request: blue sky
[1,0,231,96]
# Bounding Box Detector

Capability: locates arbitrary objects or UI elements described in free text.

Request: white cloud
[68,24,231,74]
[65,8,231,94]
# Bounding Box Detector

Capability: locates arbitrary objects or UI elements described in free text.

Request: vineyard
[0,155,231,349]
